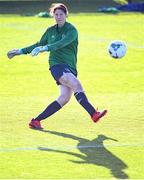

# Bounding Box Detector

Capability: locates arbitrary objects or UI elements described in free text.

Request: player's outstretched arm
[7,49,23,59]
[31,46,48,57]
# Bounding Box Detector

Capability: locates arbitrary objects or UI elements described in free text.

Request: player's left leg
[29,85,72,129]
[59,72,107,122]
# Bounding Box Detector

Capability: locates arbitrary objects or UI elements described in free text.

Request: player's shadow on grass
[38,130,128,179]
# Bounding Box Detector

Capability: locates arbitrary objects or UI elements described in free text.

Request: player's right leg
[29,85,72,129]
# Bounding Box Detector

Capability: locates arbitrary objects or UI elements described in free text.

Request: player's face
[54,9,66,27]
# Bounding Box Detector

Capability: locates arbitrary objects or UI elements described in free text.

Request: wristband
[19,49,24,54]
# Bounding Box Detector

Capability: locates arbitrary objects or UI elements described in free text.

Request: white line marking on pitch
[0,143,144,152]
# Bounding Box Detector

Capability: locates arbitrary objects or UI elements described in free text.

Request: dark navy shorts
[50,64,77,85]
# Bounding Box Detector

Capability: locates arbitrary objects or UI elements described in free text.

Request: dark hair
[49,3,68,16]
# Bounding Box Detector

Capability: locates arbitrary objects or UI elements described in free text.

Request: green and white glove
[7,49,23,59]
[31,46,48,57]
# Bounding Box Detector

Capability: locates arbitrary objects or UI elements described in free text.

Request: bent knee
[57,94,71,106]
[72,80,83,92]
[59,73,83,92]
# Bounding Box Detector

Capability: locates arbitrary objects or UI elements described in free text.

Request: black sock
[35,101,62,121]
[74,92,96,116]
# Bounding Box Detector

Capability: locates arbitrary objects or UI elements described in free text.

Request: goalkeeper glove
[31,46,48,57]
[7,49,23,59]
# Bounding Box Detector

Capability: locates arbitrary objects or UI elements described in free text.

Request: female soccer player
[7,3,107,129]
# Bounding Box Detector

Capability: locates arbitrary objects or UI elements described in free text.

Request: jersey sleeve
[21,29,49,54]
[48,28,78,51]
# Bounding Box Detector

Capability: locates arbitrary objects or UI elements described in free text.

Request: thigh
[59,84,73,97]
[59,72,84,92]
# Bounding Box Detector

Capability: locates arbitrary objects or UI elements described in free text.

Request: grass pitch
[0,13,144,179]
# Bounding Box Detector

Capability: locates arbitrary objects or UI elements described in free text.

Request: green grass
[0,13,144,179]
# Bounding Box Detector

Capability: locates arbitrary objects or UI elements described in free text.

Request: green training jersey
[21,22,78,74]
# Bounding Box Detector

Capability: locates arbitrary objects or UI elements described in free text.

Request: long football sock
[74,92,96,116]
[35,101,62,121]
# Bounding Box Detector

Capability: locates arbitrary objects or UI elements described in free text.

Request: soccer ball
[108,40,127,59]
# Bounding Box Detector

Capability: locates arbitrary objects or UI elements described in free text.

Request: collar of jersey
[56,22,67,32]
